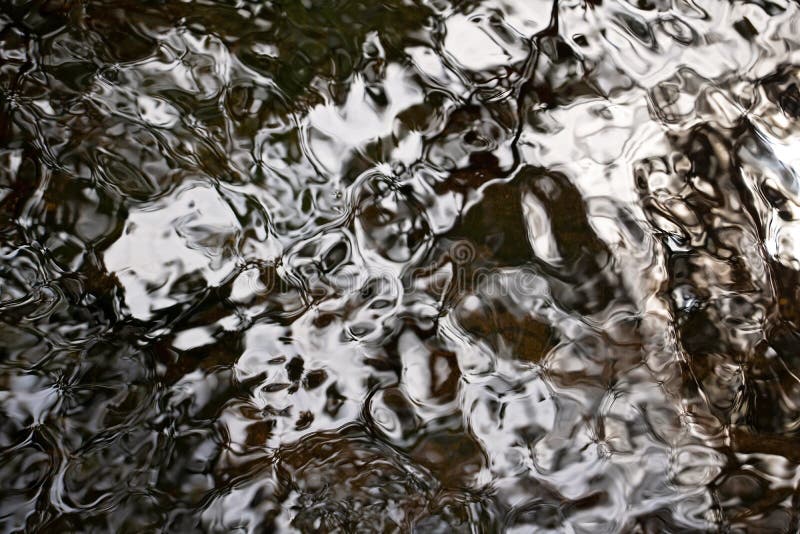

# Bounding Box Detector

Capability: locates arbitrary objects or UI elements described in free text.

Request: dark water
[2,0,800,531]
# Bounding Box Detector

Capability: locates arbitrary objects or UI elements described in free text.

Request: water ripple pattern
[2,0,800,531]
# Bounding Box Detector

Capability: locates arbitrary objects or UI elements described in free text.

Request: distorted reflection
[2,0,800,531]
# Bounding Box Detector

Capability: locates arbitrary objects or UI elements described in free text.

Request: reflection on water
[2,0,800,531]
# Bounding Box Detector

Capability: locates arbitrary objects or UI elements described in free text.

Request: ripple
[2,0,800,531]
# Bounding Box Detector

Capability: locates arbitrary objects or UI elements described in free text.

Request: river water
[2,0,800,531]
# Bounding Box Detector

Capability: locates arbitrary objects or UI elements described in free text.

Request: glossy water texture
[3,0,800,531]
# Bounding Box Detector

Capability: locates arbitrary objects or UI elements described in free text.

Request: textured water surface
[3,0,800,531]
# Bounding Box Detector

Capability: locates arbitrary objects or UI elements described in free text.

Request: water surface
[2,0,800,531]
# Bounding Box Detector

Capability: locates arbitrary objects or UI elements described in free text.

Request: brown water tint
[2,0,800,531]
